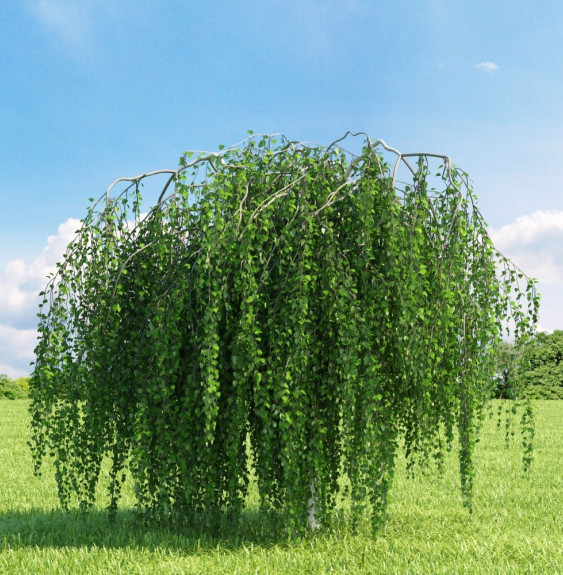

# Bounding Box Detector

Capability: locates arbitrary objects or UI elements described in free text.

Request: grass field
[1,400,561,574]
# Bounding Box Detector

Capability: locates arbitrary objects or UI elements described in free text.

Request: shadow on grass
[0,506,331,552]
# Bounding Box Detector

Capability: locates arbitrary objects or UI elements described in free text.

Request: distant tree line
[493,330,563,400]
[0,374,29,399]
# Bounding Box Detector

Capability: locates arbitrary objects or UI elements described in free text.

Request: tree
[517,331,563,399]
[0,374,28,399]
[29,133,538,536]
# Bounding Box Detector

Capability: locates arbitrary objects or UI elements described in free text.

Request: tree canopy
[0,374,29,400]
[29,133,539,536]
[518,331,563,399]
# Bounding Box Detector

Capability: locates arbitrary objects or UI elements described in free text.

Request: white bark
[307,480,320,530]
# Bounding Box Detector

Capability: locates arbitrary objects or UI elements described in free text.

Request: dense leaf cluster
[519,330,563,399]
[494,331,563,400]
[0,375,29,400]
[29,134,539,536]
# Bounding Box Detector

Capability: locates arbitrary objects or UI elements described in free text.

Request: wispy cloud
[25,0,94,49]
[475,61,499,73]
[24,1,147,55]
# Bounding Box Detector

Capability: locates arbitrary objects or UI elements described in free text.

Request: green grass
[1,400,562,574]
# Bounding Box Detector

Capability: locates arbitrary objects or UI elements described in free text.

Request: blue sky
[1,0,562,376]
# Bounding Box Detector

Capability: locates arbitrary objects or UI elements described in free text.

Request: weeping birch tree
[29,133,539,536]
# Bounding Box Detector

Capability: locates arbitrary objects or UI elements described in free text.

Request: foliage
[0,374,29,400]
[14,377,30,394]
[29,133,539,536]
[517,331,563,399]
[492,331,563,400]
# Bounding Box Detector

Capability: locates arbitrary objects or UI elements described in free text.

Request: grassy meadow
[1,399,561,574]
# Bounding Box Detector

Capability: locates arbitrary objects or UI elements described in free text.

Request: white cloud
[0,218,81,329]
[0,326,37,379]
[489,210,563,332]
[489,210,563,284]
[476,61,499,73]
[0,219,80,377]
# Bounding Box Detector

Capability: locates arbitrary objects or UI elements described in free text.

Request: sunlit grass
[1,400,562,573]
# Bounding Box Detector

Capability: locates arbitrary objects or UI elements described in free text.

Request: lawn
[1,400,561,574]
